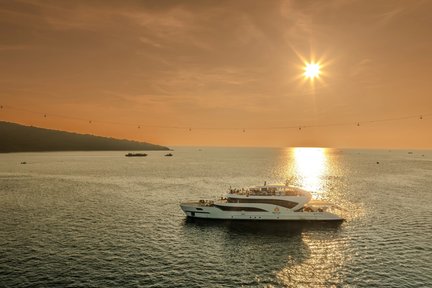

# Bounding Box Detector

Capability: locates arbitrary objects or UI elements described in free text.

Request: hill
[0,121,169,152]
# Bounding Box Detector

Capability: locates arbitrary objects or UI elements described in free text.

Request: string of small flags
[0,104,430,133]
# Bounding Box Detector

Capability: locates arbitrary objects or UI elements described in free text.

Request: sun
[304,63,320,79]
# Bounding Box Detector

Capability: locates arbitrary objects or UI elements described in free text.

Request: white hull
[180,202,343,221]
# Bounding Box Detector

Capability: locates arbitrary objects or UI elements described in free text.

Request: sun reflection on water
[291,147,328,194]
[276,230,349,287]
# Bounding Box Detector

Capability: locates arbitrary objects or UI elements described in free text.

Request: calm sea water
[0,148,431,287]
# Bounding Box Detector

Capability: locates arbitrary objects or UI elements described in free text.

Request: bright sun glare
[304,63,320,79]
[293,148,327,192]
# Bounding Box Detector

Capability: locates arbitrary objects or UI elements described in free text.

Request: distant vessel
[125,153,147,157]
[165,153,173,157]
[180,183,344,221]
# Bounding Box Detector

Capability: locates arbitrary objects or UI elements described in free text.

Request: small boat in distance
[125,153,147,157]
[180,183,344,221]
[165,153,173,157]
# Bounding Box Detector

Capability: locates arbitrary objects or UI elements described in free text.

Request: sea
[0,148,431,287]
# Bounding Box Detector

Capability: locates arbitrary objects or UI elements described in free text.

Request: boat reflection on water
[182,217,346,286]
[183,217,342,235]
[182,218,313,274]
[276,228,349,286]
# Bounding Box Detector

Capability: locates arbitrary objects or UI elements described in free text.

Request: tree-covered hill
[0,121,169,152]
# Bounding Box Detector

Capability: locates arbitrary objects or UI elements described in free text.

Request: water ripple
[0,149,431,287]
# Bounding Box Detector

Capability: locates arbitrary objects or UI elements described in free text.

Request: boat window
[214,205,267,212]
[229,198,298,209]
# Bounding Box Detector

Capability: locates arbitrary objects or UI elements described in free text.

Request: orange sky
[1,0,432,148]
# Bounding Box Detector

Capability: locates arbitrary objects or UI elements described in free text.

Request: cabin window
[228,198,298,209]
[215,205,267,212]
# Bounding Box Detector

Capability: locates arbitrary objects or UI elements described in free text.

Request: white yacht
[180,183,344,221]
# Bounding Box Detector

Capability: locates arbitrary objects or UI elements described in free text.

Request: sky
[1,0,432,148]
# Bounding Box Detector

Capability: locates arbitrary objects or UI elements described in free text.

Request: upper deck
[227,184,310,197]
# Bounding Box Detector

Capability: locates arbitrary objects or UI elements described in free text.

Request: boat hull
[180,203,343,221]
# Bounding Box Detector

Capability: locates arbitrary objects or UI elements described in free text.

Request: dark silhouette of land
[0,121,169,152]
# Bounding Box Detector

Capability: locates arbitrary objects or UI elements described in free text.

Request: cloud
[375,6,405,25]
